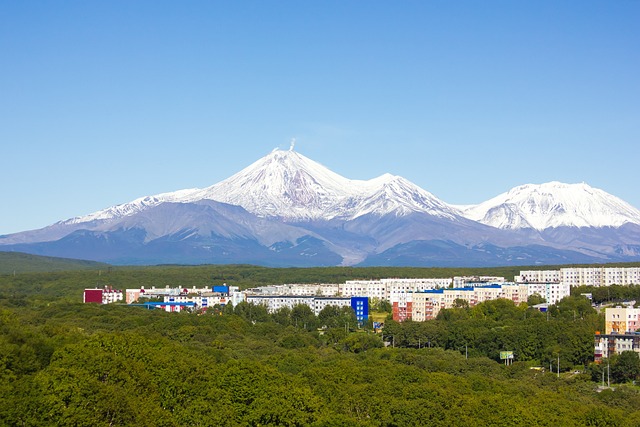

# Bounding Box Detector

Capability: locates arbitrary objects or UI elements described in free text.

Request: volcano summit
[2,148,640,267]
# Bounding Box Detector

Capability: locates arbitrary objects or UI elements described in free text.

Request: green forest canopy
[2,261,640,425]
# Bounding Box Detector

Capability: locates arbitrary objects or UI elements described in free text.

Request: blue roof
[476,284,503,289]
[144,302,196,307]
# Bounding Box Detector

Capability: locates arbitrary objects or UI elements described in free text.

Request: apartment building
[594,333,640,361]
[525,282,571,305]
[391,283,530,322]
[83,286,123,304]
[605,306,640,335]
[246,283,340,297]
[338,278,449,300]
[245,295,369,322]
[517,267,640,287]
[516,270,561,283]
[453,276,506,287]
[339,280,386,300]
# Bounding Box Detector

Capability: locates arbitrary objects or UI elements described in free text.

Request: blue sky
[1,1,638,235]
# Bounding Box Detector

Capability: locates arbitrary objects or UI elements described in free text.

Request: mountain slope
[460,182,640,230]
[1,200,343,266]
[50,148,459,226]
[2,150,640,267]
[189,149,460,221]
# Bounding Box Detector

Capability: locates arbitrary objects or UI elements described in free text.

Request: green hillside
[2,265,640,425]
[0,251,109,274]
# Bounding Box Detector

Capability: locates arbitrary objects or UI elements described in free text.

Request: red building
[392,301,412,322]
[83,289,103,304]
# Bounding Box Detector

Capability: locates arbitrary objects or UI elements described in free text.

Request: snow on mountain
[68,148,458,224]
[5,148,640,267]
[460,182,640,230]
[62,189,199,225]
[347,174,460,219]
[190,148,459,221]
[186,148,357,220]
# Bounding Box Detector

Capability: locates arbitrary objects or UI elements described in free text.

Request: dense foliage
[572,283,640,305]
[382,296,600,369]
[2,264,640,425]
[0,251,108,274]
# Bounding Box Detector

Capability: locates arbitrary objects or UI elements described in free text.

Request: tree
[271,306,292,326]
[318,305,342,329]
[290,304,317,331]
[527,294,546,306]
[452,298,470,309]
[339,333,383,353]
[611,351,640,383]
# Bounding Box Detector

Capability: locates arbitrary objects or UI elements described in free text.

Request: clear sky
[1,1,638,235]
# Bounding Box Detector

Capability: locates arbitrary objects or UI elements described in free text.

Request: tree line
[2,266,640,425]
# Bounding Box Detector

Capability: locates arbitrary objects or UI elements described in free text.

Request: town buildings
[604,306,640,335]
[86,266,640,326]
[594,333,640,362]
[517,267,640,287]
[245,295,369,323]
[83,286,123,304]
[594,307,640,362]
[523,282,571,305]
[390,283,530,322]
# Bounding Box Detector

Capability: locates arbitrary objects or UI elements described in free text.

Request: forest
[2,261,640,426]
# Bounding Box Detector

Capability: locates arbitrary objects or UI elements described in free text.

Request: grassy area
[0,251,109,274]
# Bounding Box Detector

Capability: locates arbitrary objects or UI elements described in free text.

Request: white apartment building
[517,267,640,287]
[286,283,340,296]
[102,288,123,304]
[340,278,451,300]
[595,334,640,360]
[164,294,231,309]
[385,278,450,301]
[561,267,606,287]
[453,276,506,287]
[525,282,570,305]
[246,295,314,313]
[589,267,640,287]
[127,286,240,306]
[516,270,561,283]
[339,280,386,300]
[245,295,352,316]
[249,283,340,296]
[313,297,353,316]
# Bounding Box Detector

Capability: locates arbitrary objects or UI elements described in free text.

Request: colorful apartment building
[594,333,640,362]
[391,283,531,322]
[593,307,640,362]
[605,307,640,335]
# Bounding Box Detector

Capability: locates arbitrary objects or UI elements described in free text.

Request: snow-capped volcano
[4,149,640,267]
[68,147,459,224]
[460,182,640,230]
[194,149,459,221]
[188,148,358,220]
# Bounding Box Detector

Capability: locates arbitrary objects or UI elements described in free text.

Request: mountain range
[2,147,640,267]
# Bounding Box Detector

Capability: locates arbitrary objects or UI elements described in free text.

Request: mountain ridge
[459,181,640,230]
[2,148,640,267]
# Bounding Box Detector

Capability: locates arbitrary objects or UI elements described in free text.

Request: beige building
[605,306,640,335]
